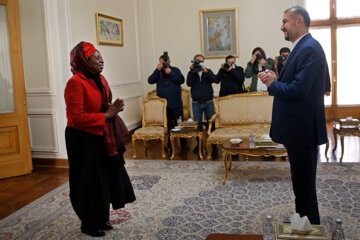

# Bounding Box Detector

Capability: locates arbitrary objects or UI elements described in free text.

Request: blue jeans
[192,101,215,126]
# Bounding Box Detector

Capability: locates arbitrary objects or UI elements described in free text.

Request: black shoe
[181,143,189,150]
[81,224,106,237]
[193,145,199,153]
[100,223,113,231]
[212,145,217,154]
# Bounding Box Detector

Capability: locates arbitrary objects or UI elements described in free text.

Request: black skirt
[65,127,136,227]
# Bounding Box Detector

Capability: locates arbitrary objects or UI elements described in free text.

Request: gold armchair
[147,88,191,120]
[132,96,168,158]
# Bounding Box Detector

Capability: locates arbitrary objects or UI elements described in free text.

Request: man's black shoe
[81,225,106,237]
[100,223,113,231]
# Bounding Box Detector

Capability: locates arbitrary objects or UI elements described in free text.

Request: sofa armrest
[207,113,218,135]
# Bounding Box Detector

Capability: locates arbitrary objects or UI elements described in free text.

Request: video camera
[278,54,288,62]
[162,51,169,70]
[191,60,203,72]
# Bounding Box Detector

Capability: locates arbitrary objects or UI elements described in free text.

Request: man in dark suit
[258,6,330,224]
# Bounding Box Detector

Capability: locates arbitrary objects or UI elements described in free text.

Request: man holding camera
[245,47,275,92]
[275,47,291,76]
[186,54,217,152]
[216,55,245,97]
[148,52,188,149]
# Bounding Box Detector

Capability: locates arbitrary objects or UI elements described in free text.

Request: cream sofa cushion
[208,125,271,141]
[133,126,165,136]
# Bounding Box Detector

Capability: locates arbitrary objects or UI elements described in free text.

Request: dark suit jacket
[268,33,329,146]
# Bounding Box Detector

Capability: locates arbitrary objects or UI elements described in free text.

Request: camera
[256,53,263,60]
[162,51,169,70]
[278,55,287,62]
[192,60,203,72]
[223,62,232,69]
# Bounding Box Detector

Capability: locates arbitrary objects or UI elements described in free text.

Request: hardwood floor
[0,123,359,220]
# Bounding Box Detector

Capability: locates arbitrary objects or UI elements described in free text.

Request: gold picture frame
[199,8,239,59]
[95,13,123,46]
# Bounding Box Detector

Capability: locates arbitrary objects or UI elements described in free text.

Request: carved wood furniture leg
[161,137,166,158]
[199,134,204,160]
[207,142,212,160]
[340,135,344,163]
[228,154,232,171]
[222,150,228,185]
[170,134,176,160]
[325,141,329,162]
[132,138,137,158]
[333,131,338,153]
[144,141,147,155]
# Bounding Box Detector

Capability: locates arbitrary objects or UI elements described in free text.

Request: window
[306,0,360,119]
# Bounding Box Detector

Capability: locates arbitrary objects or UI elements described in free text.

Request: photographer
[186,54,217,153]
[216,55,245,97]
[148,52,188,149]
[275,47,290,76]
[245,47,275,92]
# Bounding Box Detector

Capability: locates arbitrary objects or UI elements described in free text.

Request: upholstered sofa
[206,92,274,159]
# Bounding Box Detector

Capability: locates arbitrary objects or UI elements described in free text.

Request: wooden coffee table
[221,139,287,184]
[205,233,262,240]
[170,128,204,160]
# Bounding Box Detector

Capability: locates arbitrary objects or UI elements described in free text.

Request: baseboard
[33,158,69,168]
[32,128,139,168]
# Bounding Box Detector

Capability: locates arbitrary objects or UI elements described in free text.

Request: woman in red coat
[64,42,135,237]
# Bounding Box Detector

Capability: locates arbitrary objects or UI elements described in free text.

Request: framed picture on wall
[95,13,124,46]
[200,8,238,59]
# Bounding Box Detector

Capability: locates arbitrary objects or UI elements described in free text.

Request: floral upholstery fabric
[144,100,165,124]
[208,125,271,142]
[133,126,165,137]
[217,95,273,126]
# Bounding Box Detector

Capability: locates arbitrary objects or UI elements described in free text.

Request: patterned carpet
[0,160,359,240]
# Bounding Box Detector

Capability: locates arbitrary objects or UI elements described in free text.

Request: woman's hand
[250,54,257,64]
[104,98,125,119]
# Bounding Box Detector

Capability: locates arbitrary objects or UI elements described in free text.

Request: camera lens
[256,53,263,60]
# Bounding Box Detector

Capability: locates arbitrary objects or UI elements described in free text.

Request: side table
[326,121,360,162]
[170,128,204,160]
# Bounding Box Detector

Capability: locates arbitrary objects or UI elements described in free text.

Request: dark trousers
[192,101,215,127]
[285,145,320,224]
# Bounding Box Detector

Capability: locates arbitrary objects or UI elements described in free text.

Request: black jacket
[217,66,245,97]
[186,69,217,102]
[148,67,184,109]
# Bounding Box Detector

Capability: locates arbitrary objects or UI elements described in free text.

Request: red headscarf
[70,41,99,75]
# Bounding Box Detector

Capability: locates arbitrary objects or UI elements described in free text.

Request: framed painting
[200,8,238,59]
[96,13,123,46]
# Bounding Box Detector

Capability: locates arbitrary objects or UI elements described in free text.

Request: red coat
[64,73,108,135]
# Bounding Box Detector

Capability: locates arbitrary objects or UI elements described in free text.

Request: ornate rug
[0,160,359,240]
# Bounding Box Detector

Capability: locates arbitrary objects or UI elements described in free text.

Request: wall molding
[28,109,59,153]
[121,93,142,130]
[25,0,55,95]
[109,80,141,88]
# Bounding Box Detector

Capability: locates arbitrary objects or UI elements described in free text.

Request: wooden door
[0,0,32,178]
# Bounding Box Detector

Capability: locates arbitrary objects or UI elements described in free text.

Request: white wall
[19,0,304,159]
[20,0,143,159]
[140,0,305,94]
